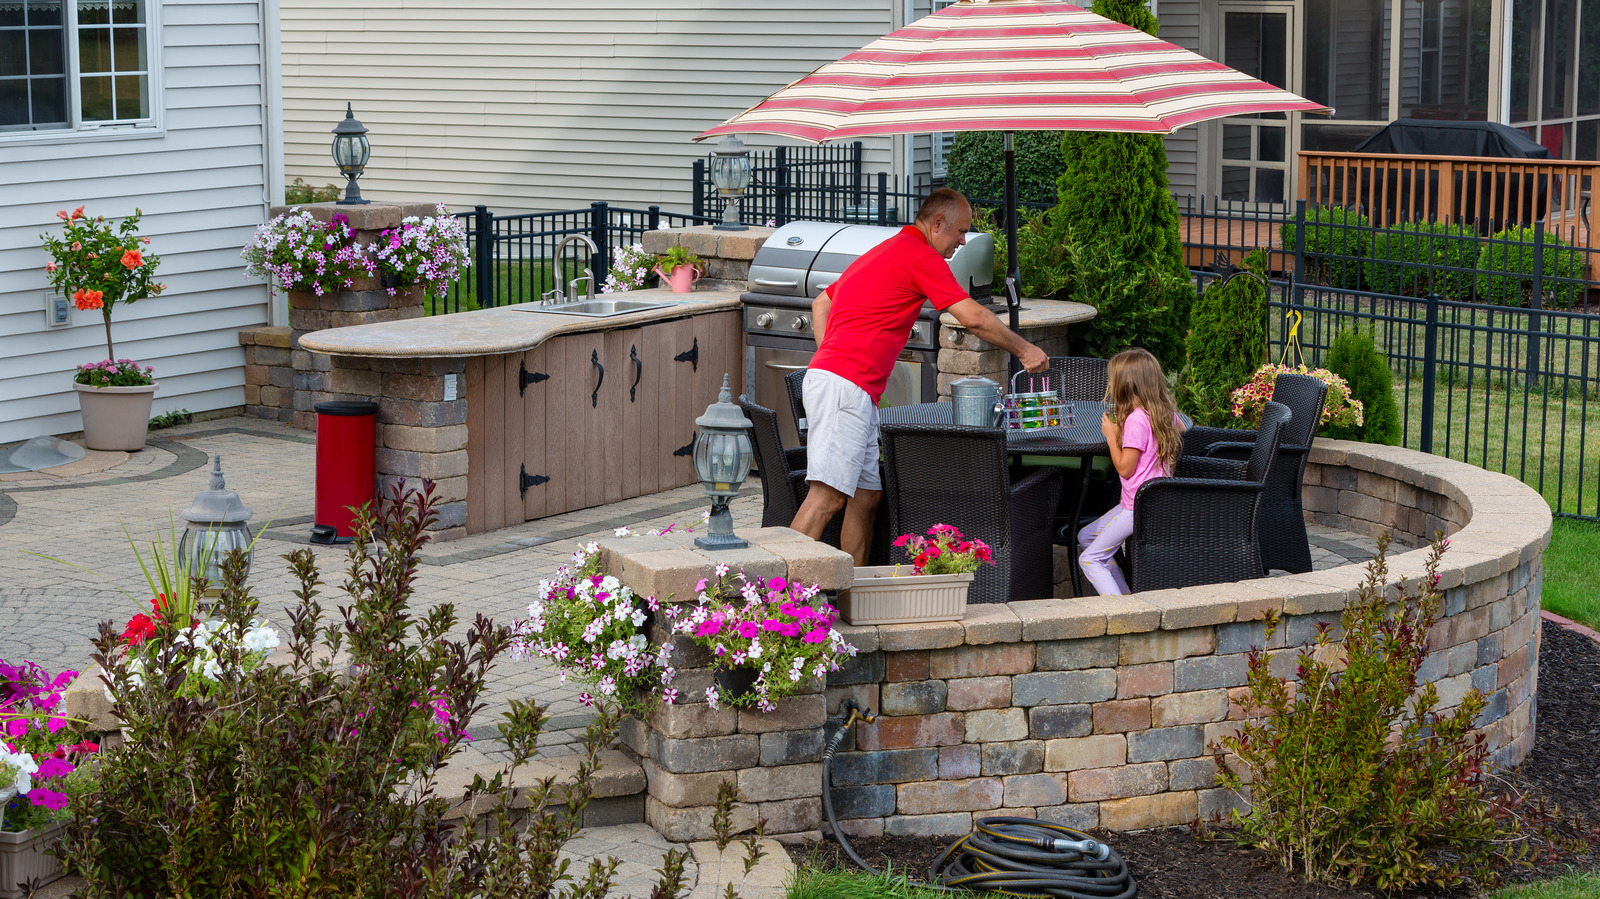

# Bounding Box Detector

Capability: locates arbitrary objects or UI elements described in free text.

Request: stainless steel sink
[519,298,675,317]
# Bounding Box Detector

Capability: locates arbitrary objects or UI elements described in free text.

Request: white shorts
[801,368,882,496]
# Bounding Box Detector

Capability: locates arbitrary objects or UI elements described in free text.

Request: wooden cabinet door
[466,352,526,534]
[519,340,554,522]
[603,328,644,506]
[538,330,611,515]
[657,316,703,490]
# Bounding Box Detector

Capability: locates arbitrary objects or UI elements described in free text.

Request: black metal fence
[437,202,719,315]
[690,141,1057,227]
[1223,200,1600,520]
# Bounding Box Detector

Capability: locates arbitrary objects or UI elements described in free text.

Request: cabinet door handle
[630,345,642,403]
[591,349,605,408]
[763,361,809,371]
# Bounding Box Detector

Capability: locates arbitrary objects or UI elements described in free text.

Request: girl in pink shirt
[1077,348,1187,595]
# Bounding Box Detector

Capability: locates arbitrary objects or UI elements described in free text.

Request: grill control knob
[755,312,774,328]
[792,315,810,331]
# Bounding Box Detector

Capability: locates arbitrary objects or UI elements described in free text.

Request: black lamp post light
[692,374,755,550]
[710,135,752,231]
[331,102,371,205]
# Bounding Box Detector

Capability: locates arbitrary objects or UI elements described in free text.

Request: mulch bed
[789,620,1600,898]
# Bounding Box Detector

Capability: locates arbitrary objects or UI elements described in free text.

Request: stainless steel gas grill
[742,222,996,447]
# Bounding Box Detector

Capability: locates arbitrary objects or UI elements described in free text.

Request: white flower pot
[0,822,66,899]
[73,381,158,451]
[842,566,975,625]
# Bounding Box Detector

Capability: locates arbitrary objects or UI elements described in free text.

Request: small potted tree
[41,207,166,451]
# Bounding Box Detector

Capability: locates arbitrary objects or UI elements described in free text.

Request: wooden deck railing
[1296,150,1600,242]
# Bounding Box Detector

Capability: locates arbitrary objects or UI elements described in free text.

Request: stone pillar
[600,526,856,841]
[239,325,293,422]
[642,225,774,285]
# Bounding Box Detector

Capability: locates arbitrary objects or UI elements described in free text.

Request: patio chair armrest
[1182,426,1249,457]
[785,446,807,472]
[1174,455,1249,481]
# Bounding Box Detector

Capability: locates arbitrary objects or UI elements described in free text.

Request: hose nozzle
[1045,838,1111,862]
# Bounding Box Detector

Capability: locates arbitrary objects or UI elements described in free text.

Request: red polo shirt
[808,226,969,403]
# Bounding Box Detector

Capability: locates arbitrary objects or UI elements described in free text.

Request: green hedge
[1472,225,1587,307]
[1280,206,1369,289]
[1176,248,1269,427]
[1366,220,1479,300]
[1321,328,1401,445]
[946,131,1064,202]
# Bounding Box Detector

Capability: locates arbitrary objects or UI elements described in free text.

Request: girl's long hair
[1104,348,1182,473]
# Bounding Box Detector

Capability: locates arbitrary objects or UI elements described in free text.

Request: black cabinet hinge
[674,337,699,372]
[519,360,549,396]
[673,432,696,457]
[520,464,549,498]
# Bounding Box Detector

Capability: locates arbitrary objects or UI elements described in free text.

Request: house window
[0,0,152,134]
[1418,0,1443,107]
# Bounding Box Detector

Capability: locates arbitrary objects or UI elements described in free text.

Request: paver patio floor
[0,415,1378,763]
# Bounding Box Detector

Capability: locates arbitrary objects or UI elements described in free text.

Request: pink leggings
[1077,506,1133,596]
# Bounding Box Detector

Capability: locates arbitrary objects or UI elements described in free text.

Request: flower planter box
[0,822,65,899]
[842,566,974,625]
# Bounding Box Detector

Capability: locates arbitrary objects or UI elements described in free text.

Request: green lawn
[1492,871,1600,898]
[1542,517,1600,627]
[427,256,578,316]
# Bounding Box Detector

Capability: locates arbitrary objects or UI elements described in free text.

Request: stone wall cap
[939,298,1096,329]
[297,289,742,357]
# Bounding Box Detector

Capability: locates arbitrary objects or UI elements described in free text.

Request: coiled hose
[822,702,1137,899]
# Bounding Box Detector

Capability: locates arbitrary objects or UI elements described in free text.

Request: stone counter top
[938,297,1097,330]
[298,287,743,358]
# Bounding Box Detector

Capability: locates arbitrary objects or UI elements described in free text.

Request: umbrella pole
[1004,131,1021,378]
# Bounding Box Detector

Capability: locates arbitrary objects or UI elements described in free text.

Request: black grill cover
[1354,119,1552,160]
[1352,120,1552,232]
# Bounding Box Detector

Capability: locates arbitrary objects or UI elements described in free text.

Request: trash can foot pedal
[309,524,351,545]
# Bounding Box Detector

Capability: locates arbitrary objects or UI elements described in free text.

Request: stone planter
[841,566,974,625]
[0,822,66,899]
[72,381,158,451]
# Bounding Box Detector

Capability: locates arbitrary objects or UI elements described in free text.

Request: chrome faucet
[543,234,600,304]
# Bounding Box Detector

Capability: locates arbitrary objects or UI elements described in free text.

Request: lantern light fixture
[331,102,372,206]
[692,373,754,550]
[709,135,752,231]
[177,454,256,590]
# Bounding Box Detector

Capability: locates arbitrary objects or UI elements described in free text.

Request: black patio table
[878,400,1191,595]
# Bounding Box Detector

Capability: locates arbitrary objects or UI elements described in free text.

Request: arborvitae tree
[1176,249,1269,426]
[1052,0,1192,371]
[1322,328,1402,445]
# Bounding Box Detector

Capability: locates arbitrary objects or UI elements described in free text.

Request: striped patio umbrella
[695,0,1330,337]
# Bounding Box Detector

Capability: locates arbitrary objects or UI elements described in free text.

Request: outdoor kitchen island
[297,287,745,539]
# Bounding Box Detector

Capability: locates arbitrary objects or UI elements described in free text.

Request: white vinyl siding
[1159,0,1204,198]
[0,0,278,444]
[278,2,900,214]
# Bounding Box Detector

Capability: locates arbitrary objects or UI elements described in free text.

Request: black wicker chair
[1127,401,1289,592]
[738,396,810,528]
[1044,356,1110,401]
[880,423,1063,604]
[784,369,809,446]
[1179,373,1328,574]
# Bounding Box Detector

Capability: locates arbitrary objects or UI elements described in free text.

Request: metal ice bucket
[950,377,1002,427]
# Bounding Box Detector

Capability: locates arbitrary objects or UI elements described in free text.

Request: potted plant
[369,203,471,298]
[844,524,994,625]
[508,541,674,715]
[41,207,167,452]
[0,659,95,899]
[672,569,857,712]
[654,245,703,294]
[1230,363,1365,433]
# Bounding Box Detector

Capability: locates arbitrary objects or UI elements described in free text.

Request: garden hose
[822,701,1137,899]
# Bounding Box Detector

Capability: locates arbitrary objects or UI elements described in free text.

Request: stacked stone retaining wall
[610,440,1550,841]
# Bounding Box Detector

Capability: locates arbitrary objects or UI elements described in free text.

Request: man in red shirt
[791,188,1049,563]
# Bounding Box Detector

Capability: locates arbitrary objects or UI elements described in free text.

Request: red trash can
[310,400,378,544]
